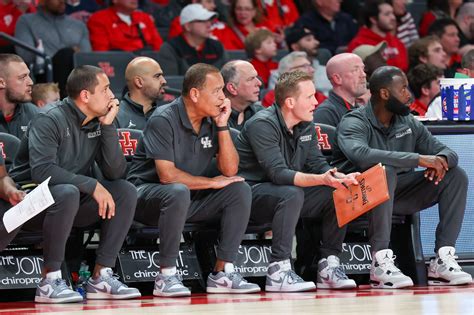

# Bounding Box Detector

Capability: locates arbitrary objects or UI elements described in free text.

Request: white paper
[2,177,55,233]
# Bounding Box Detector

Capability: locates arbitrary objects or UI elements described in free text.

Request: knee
[384,166,398,188]
[50,184,80,205]
[446,166,469,188]
[280,186,305,208]
[112,179,138,200]
[227,181,252,203]
[165,183,191,211]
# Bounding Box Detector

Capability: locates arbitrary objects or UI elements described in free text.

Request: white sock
[161,266,177,277]
[46,270,62,280]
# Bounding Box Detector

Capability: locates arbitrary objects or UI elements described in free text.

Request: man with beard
[6,65,141,303]
[116,57,167,130]
[0,54,39,138]
[347,0,408,72]
[221,60,263,131]
[331,66,472,288]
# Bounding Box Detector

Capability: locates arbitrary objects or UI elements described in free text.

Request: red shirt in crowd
[0,2,36,46]
[87,7,163,51]
[212,22,275,50]
[410,99,428,116]
[347,27,408,72]
[419,11,437,38]
[250,58,278,88]
[258,0,299,31]
[262,90,327,108]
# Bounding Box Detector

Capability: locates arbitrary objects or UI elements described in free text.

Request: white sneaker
[428,246,473,286]
[370,249,413,289]
[86,268,141,300]
[317,255,356,289]
[265,259,316,292]
[206,263,260,294]
[35,278,83,304]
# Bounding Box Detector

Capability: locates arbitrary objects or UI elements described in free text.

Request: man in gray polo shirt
[128,63,260,297]
[332,66,472,288]
[220,60,263,131]
[0,54,40,138]
[7,65,141,303]
[236,71,359,291]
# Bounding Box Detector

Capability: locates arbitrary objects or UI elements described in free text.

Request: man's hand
[322,168,360,190]
[98,98,120,126]
[6,188,26,206]
[210,175,244,189]
[213,98,231,127]
[92,182,115,219]
[419,155,448,185]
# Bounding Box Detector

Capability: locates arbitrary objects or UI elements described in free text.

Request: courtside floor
[1,285,473,315]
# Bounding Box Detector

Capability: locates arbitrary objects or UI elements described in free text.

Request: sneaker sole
[370,279,414,289]
[265,283,316,292]
[206,287,261,294]
[35,295,83,304]
[153,290,191,297]
[317,282,357,290]
[86,292,142,300]
[428,276,473,286]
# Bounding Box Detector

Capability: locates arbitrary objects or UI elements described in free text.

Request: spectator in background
[262,51,327,108]
[221,60,263,130]
[407,64,443,116]
[388,0,419,48]
[31,83,60,108]
[455,49,474,78]
[428,19,461,77]
[258,0,299,32]
[347,0,408,72]
[408,36,448,70]
[212,0,275,50]
[353,41,387,77]
[283,25,332,95]
[296,0,358,55]
[87,0,163,52]
[419,0,462,37]
[66,0,103,23]
[455,3,474,53]
[313,53,367,127]
[168,0,219,39]
[0,54,39,138]
[158,4,226,75]
[245,29,278,88]
[0,0,36,53]
[116,57,166,130]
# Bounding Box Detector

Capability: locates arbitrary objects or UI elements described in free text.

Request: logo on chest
[299,135,312,142]
[201,136,213,149]
[88,129,102,138]
[395,128,412,139]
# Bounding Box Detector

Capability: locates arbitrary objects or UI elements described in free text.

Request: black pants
[134,182,252,267]
[370,166,468,252]
[250,183,345,262]
[0,180,137,270]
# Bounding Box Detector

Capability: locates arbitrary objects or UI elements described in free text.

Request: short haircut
[428,18,458,38]
[275,70,313,107]
[32,83,60,104]
[66,65,104,99]
[461,49,474,70]
[244,29,274,59]
[221,60,240,96]
[362,0,389,28]
[0,53,24,77]
[408,36,440,68]
[182,63,220,97]
[407,64,443,99]
[278,51,308,74]
[369,66,404,96]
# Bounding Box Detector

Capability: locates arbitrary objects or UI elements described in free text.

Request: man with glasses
[221,60,263,130]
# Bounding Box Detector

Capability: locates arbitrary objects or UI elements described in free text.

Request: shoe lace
[227,272,247,284]
[53,278,71,291]
[103,272,129,290]
[278,269,304,289]
[443,253,461,271]
[166,274,184,287]
[330,265,349,280]
[380,254,401,273]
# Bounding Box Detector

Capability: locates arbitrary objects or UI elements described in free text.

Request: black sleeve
[246,119,296,185]
[313,105,339,127]
[143,116,175,162]
[29,115,97,194]
[95,124,128,180]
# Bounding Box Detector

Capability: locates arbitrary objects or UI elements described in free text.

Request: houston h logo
[118,131,138,156]
[315,126,331,150]
[201,137,212,149]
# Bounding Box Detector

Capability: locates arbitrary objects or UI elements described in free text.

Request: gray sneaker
[265,259,316,292]
[317,256,357,289]
[153,273,191,297]
[86,268,141,300]
[207,263,260,294]
[35,278,83,304]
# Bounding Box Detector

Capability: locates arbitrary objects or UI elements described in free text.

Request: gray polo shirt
[235,105,331,185]
[9,98,127,193]
[0,103,40,139]
[313,91,357,127]
[127,97,218,186]
[331,102,458,173]
[115,93,157,130]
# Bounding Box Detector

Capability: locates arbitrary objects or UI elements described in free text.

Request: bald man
[116,57,167,130]
[313,53,367,127]
[221,60,264,131]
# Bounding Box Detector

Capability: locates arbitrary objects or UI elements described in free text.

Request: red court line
[0,285,473,314]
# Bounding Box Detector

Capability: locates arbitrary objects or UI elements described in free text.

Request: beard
[6,88,31,104]
[385,95,411,116]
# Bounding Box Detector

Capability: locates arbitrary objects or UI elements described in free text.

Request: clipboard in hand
[333,163,390,228]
